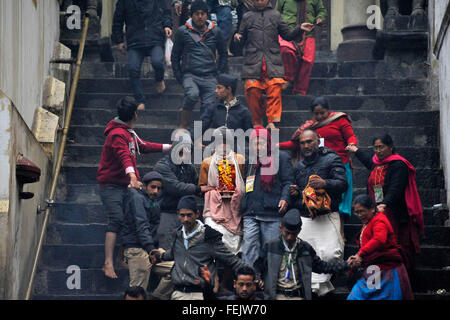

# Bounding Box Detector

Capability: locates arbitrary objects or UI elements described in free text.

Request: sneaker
[156,80,166,94]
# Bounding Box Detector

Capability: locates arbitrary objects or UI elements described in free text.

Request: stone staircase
[31,47,450,299]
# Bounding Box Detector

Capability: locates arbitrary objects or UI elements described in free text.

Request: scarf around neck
[250,126,275,192]
[373,154,424,238]
[281,236,299,284]
[182,220,204,249]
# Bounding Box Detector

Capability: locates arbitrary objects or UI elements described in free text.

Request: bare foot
[156,80,166,94]
[137,103,145,111]
[227,49,234,57]
[266,122,278,131]
[102,263,118,279]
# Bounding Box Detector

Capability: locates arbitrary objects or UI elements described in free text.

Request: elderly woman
[347,194,414,300]
[346,134,424,278]
[198,127,246,254]
[280,96,358,239]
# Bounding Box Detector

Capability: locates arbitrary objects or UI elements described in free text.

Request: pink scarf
[373,154,424,238]
[250,127,275,192]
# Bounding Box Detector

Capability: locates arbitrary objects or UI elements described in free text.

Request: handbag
[302,174,331,219]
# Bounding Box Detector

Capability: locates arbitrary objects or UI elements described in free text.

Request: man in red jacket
[97,96,171,279]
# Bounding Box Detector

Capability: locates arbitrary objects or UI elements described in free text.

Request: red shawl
[372,154,424,240]
[291,111,351,141]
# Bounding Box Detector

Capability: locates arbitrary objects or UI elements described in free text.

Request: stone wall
[429,0,450,206]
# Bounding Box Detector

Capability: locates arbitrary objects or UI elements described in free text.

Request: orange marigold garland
[218,159,236,191]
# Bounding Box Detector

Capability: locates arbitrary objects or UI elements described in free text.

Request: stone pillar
[337,0,378,62]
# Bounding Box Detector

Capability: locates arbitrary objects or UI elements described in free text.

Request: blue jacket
[241,151,293,217]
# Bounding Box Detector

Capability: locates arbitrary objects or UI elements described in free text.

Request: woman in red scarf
[347,194,414,300]
[279,97,358,240]
[346,134,424,278]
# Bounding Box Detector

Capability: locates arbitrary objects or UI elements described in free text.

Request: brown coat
[237,4,304,79]
[198,154,246,186]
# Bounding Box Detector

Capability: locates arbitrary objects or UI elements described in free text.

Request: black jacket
[355,150,409,224]
[153,155,199,213]
[112,0,172,49]
[292,147,348,217]
[241,151,293,217]
[121,188,160,252]
[162,224,246,288]
[255,238,348,300]
[171,19,228,82]
[200,98,254,135]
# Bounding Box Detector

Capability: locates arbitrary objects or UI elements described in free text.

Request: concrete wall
[429,0,450,206]
[0,0,60,130]
[0,93,53,300]
[0,0,61,299]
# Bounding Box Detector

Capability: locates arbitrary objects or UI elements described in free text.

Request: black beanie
[217,74,238,94]
[281,209,303,231]
[190,0,208,15]
[142,171,163,185]
[177,195,198,212]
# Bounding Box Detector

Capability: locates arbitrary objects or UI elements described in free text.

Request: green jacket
[275,0,327,38]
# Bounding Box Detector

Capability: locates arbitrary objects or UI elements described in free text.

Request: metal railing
[25,16,90,300]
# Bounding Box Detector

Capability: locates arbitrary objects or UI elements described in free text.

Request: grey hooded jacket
[162,224,246,289]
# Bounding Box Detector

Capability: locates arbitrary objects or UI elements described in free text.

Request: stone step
[344,244,450,271]
[57,184,444,208]
[75,93,430,111]
[45,222,450,247]
[63,145,441,169]
[32,291,450,300]
[51,202,447,226]
[71,108,439,129]
[34,268,130,296]
[40,242,450,271]
[59,165,444,191]
[80,60,426,80]
[77,78,427,96]
[33,294,122,300]
[67,125,438,147]
[34,250,450,293]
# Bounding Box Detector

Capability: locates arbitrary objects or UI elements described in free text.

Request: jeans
[99,185,128,233]
[208,1,233,42]
[182,73,217,116]
[241,216,281,267]
[128,46,165,104]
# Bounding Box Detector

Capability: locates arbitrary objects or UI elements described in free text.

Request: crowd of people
[96,0,424,301]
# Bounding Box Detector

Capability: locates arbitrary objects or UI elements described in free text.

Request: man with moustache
[289,129,348,297]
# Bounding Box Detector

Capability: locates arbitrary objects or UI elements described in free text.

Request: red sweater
[97,119,165,187]
[279,116,357,164]
[356,212,403,270]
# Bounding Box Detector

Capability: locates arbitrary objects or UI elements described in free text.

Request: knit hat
[281,209,303,231]
[190,0,208,15]
[217,74,238,94]
[177,195,198,212]
[142,171,163,185]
